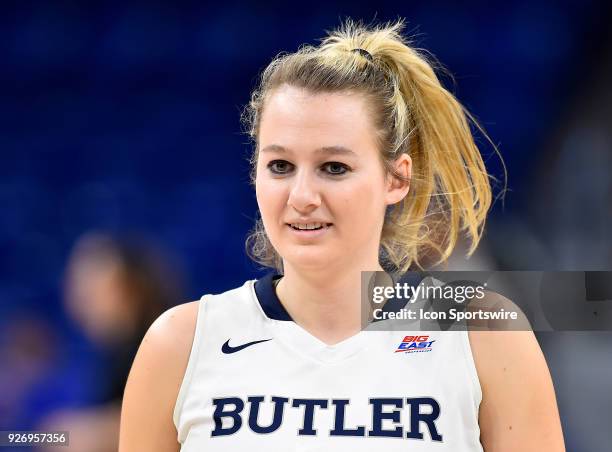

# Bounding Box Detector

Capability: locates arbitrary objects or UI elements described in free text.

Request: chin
[282,247,334,271]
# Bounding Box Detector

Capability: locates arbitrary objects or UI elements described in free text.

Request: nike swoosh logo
[221,338,272,354]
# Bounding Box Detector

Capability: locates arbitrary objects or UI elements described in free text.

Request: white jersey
[173,273,483,451]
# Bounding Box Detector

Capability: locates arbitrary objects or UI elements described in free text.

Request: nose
[287,169,321,213]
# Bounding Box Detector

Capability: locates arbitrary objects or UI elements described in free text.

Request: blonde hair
[242,18,505,273]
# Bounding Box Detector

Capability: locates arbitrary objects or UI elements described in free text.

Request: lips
[285,222,333,238]
[288,222,333,231]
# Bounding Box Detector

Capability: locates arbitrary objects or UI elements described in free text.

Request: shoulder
[119,301,200,452]
[147,301,200,354]
[467,293,565,451]
[134,301,200,382]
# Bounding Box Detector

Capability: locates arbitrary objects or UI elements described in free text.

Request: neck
[276,258,384,345]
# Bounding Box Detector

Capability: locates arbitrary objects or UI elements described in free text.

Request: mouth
[287,222,333,231]
[286,222,333,237]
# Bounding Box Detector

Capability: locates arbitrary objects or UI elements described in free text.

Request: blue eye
[268,160,294,174]
[323,162,349,175]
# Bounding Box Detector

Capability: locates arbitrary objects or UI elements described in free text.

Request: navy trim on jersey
[254,271,426,323]
[254,273,293,321]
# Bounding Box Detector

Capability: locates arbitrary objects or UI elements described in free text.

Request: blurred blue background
[0,1,610,451]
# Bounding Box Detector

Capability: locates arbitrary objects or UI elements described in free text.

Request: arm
[119,301,199,452]
[470,329,565,451]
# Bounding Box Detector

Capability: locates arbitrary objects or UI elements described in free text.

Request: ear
[385,154,412,205]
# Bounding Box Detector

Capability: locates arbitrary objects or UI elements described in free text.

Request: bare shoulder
[467,293,565,451]
[147,301,200,354]
[119,301,200,452]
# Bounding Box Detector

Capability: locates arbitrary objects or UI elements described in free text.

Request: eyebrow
[260,144,357,157]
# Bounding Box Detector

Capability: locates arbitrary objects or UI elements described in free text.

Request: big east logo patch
[395,335,436,353]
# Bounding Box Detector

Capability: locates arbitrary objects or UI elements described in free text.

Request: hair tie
[351,48,374,62]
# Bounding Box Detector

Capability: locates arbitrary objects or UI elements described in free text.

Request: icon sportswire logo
[222,339,273,354]
[395,335,436,353]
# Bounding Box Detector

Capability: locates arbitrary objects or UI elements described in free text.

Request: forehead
[259,85,379,154]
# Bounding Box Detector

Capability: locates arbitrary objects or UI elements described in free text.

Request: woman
[119,19,565,451]
[46,232,182,452]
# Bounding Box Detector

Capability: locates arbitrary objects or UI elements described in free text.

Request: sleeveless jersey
[173,273,483,451]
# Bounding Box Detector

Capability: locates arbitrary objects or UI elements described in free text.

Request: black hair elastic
[351,48,374,62]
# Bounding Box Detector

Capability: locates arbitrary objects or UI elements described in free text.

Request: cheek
[256,178,287,223]
[332,175,386,221]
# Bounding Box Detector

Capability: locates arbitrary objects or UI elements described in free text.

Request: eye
[267,160,294,174]
[322,162,350,176]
